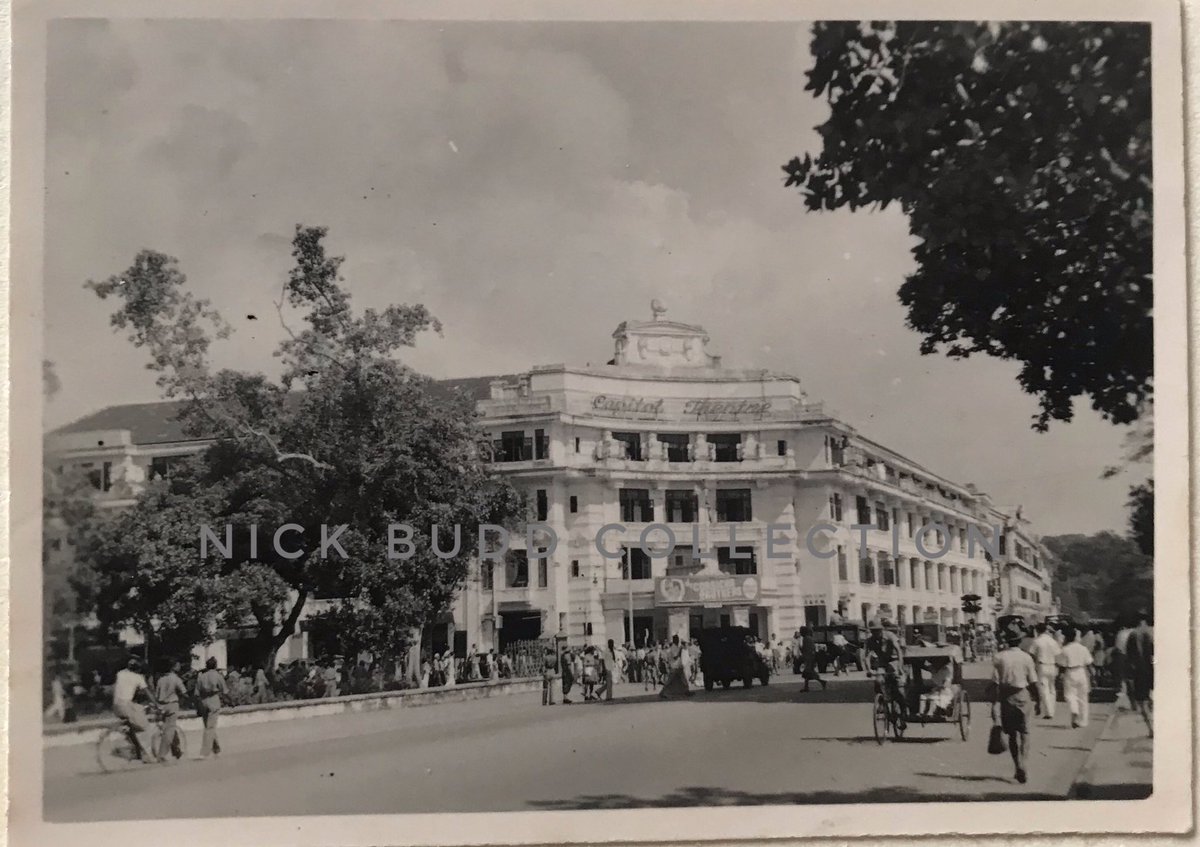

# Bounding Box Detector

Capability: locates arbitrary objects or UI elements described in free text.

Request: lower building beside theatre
[48,306,1056,664]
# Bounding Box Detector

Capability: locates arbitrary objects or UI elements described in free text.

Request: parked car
[698,626,770,690]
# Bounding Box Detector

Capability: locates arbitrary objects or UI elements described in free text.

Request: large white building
[47,306,1056,663]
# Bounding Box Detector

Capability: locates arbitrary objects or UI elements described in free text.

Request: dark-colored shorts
[999,688,1033,734]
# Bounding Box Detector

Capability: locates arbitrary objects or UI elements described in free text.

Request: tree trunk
[258,588,309,669]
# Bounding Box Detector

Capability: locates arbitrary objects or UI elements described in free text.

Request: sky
[42,19,1147,536]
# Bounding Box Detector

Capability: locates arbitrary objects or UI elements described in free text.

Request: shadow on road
[526,784,1062,809]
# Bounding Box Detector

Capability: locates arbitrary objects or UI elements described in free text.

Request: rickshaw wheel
[872,693,887,744]
[890,705,906,739]
[957,689,971,741]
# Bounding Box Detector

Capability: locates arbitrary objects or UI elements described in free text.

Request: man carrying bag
[989,625,1038,783]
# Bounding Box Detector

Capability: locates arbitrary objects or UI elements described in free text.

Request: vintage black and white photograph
[9,1,1191,843]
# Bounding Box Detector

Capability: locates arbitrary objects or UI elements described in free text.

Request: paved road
[45,665,1113,821]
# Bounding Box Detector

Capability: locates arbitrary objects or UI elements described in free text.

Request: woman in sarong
[800,627,826,691]
[659,636,693,699]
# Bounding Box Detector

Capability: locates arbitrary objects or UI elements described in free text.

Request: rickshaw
[870,645,970,744]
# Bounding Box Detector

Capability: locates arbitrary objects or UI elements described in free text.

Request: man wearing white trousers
[1027,623,1061,720]
[1057,626,1094,728]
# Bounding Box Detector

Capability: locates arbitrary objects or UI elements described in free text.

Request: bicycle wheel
[872,693,887,744]
[957,689,971,741]
[95,726,142,773]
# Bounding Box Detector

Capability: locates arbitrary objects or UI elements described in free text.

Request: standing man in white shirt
[1057,626,1095,728]
[992,626,1039,784]
[112,656,159,764]
[1028,623,1062,720]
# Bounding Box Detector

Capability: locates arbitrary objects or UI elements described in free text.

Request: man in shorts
[992,627,1039,783]
[865,619,905,707]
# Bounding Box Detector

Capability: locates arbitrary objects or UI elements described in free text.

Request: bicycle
[95,706,188,772]
[867,668,908,744]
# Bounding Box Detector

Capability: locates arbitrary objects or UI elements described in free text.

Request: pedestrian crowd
[990,611,1153,785]
[542,635,708,705]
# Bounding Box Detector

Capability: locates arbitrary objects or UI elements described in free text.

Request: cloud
[42,19,1133,534]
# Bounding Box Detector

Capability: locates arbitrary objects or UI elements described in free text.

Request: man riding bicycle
[865,619,907,721]
[111,656,161,764]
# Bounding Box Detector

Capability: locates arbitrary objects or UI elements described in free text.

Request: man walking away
[195,657,228,759]
[1124,611,1154,737]
[112,657,159,764]
[560,649,576,704]
[155,658,187,763]
[541,646,558,706]
[1056,626,1093,728]
[1112,617,1134,708]
[1028,623,1061,721]
[991,626,1038,784]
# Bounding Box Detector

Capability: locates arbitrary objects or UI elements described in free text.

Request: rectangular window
[668,546,696,573]
[534,429,548,460]
[907,512,915,538]
[717,546,757,575]
[622,546,652,580]
[937,566,945,591]
[505,550,529,588]
[569,495,578,514]
[826,434,845,466]
[859,556,876,584]
[494,430,531,462]
[149,456,180,480]
[837,546,848,581]
[537,558,548,588]
[574,437,581,453]
[612,432,644,461]
[874,502,890,531]
[910,559,921,590]
[657,433,690,462]
[584,622,593,636]
[829,493,843,522]
[715,489,753,522]
[535,489,548,522]
[999,534,1007,555]
[665,489,698,523]
[879,552,895,586]
[481,562,494,590]
[856,496,871,525]
[707,433,742,462]
[570,560,581,579]
[777,439,787,456]
[619,488,654,522]
[84,461,113,492]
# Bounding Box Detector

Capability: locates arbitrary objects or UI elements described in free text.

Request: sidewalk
[1069,705,1154,799]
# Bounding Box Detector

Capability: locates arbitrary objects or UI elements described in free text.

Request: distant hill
[1043,531,1152,622]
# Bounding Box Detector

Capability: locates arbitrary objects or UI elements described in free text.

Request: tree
[785,22,1151,430]
[83,226,523,667]
[1127,479,1153,557]
[1043,531,1151,620]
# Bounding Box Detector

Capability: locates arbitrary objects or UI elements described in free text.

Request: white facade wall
[47,313,1057,662]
